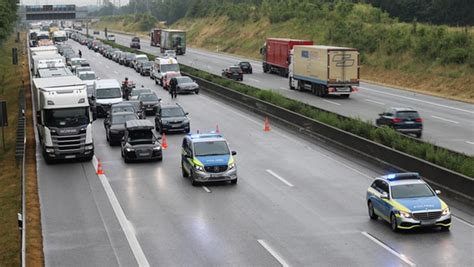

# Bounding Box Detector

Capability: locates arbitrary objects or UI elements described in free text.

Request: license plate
[139,153,150,157]
[405,121,414,124]
[65,155,76,159]
[209,174,219,178]
[421,220,436,226]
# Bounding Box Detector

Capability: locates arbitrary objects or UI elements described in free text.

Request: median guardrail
[184,71,473,203]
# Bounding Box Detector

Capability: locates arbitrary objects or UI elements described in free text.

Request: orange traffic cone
[161,132,168,149]
[97,158,105,175]
[263,117,271,132]
[215,124,220,133]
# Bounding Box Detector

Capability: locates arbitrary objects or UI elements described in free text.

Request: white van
[93,79,123,117]
[151,57,180,86]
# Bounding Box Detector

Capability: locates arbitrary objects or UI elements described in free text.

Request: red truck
[150,28,161,47]
[260,38,313,77]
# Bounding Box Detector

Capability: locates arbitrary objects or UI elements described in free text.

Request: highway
[35,39,474,266]
[87,29,474,156]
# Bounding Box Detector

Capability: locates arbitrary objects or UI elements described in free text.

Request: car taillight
[415,118,423,122]
[391,118,402,123]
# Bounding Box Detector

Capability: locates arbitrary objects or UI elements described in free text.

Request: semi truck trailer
[150,28,161,47]
[160,29,186,55]
[289,45,359,98]
[32,76,94,163]
[260,38,313,77]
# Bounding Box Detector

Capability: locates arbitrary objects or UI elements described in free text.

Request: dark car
[105,112,139,145]
[105,102,140,128]
[222,66,243,81]
[121,120,162,162]
[129,88,152,100]
[130,37,141,49]
[376,108,423,137]
[125,53,136,67]
[93,30,100,35]
[118,52,129,65]
[155,104,190,134]
[138,61,153,76]
[57,44,72,55]
[138,93,161,115]
[127,100,146,119]
[238,61,253,74]
[175,76,199,94]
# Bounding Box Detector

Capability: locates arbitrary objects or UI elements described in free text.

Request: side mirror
[381,192,389,199]
[158,98,162,102]
[378,113,384,116]
[231,151,237,156]
[435,190,441,195]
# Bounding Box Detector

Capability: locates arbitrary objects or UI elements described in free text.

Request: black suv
[376,108,423,137]
[155,104,190,134]
[104,112,139,145]
[238,61,253,74]
[130,37,141,49]
[121,120,162,162]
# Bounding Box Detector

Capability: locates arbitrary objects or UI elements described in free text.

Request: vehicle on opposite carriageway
[367,173,451,232]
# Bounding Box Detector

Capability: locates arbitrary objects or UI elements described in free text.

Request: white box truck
[32,76,94,163]
[289,45,359,98]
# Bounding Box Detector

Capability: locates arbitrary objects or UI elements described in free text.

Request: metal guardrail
[184,72,474,203]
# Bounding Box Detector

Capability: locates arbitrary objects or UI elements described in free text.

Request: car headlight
[399,210,412,218]
[442,208,450,216]
[228,163,235,170]
[125,147,134,152]
[194,165,204,172]
[45,148,55,153]
[85,144,94,150]
[153,146,161,151]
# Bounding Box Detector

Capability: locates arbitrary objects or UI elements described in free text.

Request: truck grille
[51,133,86,152]
[412,211,442,221]
[205,165,228,173]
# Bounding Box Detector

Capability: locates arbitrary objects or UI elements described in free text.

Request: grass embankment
[0,34,22,266]
[98,38,474,178]
[0,32,43,267]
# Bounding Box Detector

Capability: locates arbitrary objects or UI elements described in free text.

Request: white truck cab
[93,79,123,117]
[151,57,180,86]
[33,76,94,163]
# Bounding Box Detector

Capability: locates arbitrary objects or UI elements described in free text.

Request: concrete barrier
[184,72,473,203]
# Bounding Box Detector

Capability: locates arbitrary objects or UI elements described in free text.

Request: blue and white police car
[181,133,238,186]
[367,173,451,232]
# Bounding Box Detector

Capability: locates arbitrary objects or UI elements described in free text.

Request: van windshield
[96,88,121,99]
[161,64,179,73]
[194,141,230,157]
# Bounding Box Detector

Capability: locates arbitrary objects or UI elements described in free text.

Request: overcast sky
[21,0,129,6]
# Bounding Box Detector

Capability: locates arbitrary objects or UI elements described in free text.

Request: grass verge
[0,34,22,267]
[96,37,474,178]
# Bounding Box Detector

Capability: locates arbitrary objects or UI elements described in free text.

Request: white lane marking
[365,99,385,105]
[431,115,460,124]
[466,141,474,145]
[323,99,341,106]
[360,86,474,114]
[452,215,474,228]
[93,156,150,267]
[257,239,290,267]
[266,169,294,187]
[114,71,119,74]
[361,231,416,267]
[248,78,260,83]
[202,186,211,193]
[201,95,373,179]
